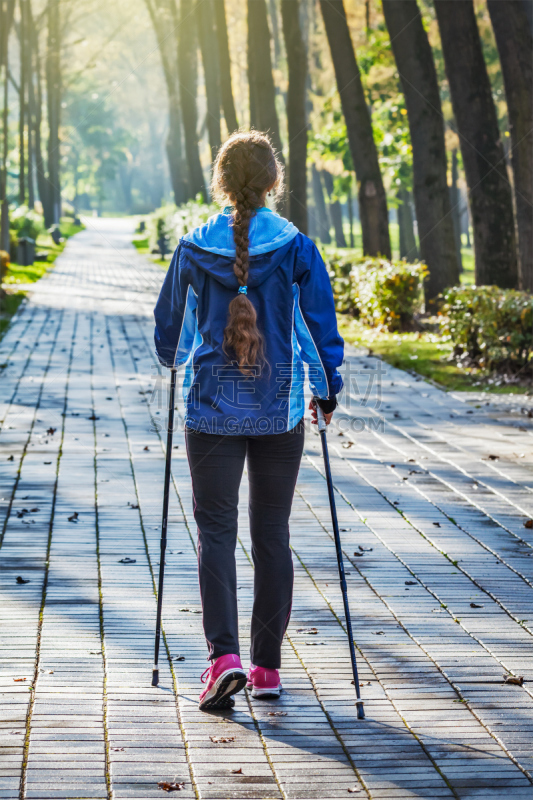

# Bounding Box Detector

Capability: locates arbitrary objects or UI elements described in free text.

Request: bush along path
[0,217,83,343]
[2,218,533,799]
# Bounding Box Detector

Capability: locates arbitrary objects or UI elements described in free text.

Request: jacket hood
[180,207,299,290]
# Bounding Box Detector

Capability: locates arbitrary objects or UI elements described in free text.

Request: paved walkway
[2,218,533,800]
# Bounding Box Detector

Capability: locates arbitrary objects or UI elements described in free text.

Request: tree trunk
[347,176,354,248]
[268,0,281,69]
[382,0,459,300]
[450,148,463,272]
[319,0,390,258]
[144,0,190,204]
[18,0,26,204]
[322,170,346,247]
[29,3,51,225]
[281,0,307,233]
[311,165,331,244]
[1,0,15,254]
[25,0,33,209]
[522,0,533,33]
[46,0,61,225]
[247,0,283,157]
[397,188,418,260]
[178,0,206,200]
[213,0,238,135]
[434,0,518,288]
[196,0,221,158]
[487,0,533,291]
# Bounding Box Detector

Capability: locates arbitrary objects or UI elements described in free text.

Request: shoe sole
[249,685,283,699]
[199,669,247,710]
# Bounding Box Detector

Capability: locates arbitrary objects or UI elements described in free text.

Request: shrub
[146,198,218,253]
[325,249,428,331]
[440,285,533,370]
[9,205,44,241]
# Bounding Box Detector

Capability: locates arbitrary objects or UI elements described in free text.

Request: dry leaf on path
[470,603,483,608]
[13,677,27,682]
[230,768,243,774]
[524,520,533,529]
[268,712,287,716]
[347,789,361,794]
[503,675,524,685]
[68,512,79,522]
[157,781,185,792]
[118,557,136,564]
[16,576,30,584]
[210,736,235,743]
[112,747,125,751]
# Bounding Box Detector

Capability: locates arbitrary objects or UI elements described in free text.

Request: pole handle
[314,398,327,433]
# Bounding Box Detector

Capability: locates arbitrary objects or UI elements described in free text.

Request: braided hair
[211,131,283,375]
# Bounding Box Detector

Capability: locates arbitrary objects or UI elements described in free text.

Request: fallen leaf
[112,747,125,751]
[179,607,201,613]
[407,458,416,463]
[524,520,533,529]
[268,711,287,716]
[128,502,139,509]
[342,441,353,449]
[172,655,185,661]
[210,736,235,743]
[503,675,524,685]
[372,631,385,635]
[88,414,100,421]
[43,461,52,465]
[432,522,441,527]
[348,788,361,793]
[118,557,136,564]
[16,576,30,584]
[157,782,185,792]
[296,627,318,635]
[7,455,14,461]
[68,512,79,522]
[30,508,39,513]
[352,551,364,557]
[46,428,56,435]
[470,603,483,608]
[16,509,29,518]
[230,768,243,774]
[143,446,150,451]
[405,580,416,586]
[487,454,499,460]
[13,677,27,682]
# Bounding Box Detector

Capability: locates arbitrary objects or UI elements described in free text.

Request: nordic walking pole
[152,367,177,687]
[314,399,365,719]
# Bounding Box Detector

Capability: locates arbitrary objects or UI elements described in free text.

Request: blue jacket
[154,207,344,435]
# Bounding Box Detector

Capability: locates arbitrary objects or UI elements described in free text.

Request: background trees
[0,0,528,301]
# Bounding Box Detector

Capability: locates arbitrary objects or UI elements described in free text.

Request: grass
[337,315,531,395]
[132,234,171,267]
[0,219,84,343]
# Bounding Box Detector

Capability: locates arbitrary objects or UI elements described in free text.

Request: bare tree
[319,0,391,258]
[322,170,346,247]
[213,0,238,135]
[434,0,518,288]
[196,0,221,157]
[281,0,307,233]
[382,0,459,301]
[487,0,533,290]
[1,0,16,252]
[46,0,61,225]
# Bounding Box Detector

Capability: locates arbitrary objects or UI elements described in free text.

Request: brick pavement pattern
[1,219,533,800]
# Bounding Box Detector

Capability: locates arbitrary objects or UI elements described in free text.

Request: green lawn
[0,220,84,342]
[337,315,530,395]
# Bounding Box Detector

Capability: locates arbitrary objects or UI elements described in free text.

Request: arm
[293,236,344,407]
[154,245,197,368]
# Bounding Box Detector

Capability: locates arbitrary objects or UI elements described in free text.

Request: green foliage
[326,250,427,331]
[9,206,44,241]
[441,286,533,369]
[145,198,218,252]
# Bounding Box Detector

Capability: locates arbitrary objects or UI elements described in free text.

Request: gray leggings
[185,419,305,668]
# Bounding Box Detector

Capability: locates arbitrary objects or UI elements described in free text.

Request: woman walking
[154,131,343,710]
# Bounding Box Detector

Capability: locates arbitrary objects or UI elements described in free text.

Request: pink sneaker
[198,654,247,710]
[246,664,282,698]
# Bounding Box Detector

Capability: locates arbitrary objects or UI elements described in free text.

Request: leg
[246,419,305,668]
[185,428,246,659]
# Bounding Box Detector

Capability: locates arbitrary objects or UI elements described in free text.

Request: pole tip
[356,700,365,720]
[151,668,159,687]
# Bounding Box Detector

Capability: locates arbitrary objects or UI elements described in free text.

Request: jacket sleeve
[293,236,344,399]
[154,245,197,368]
